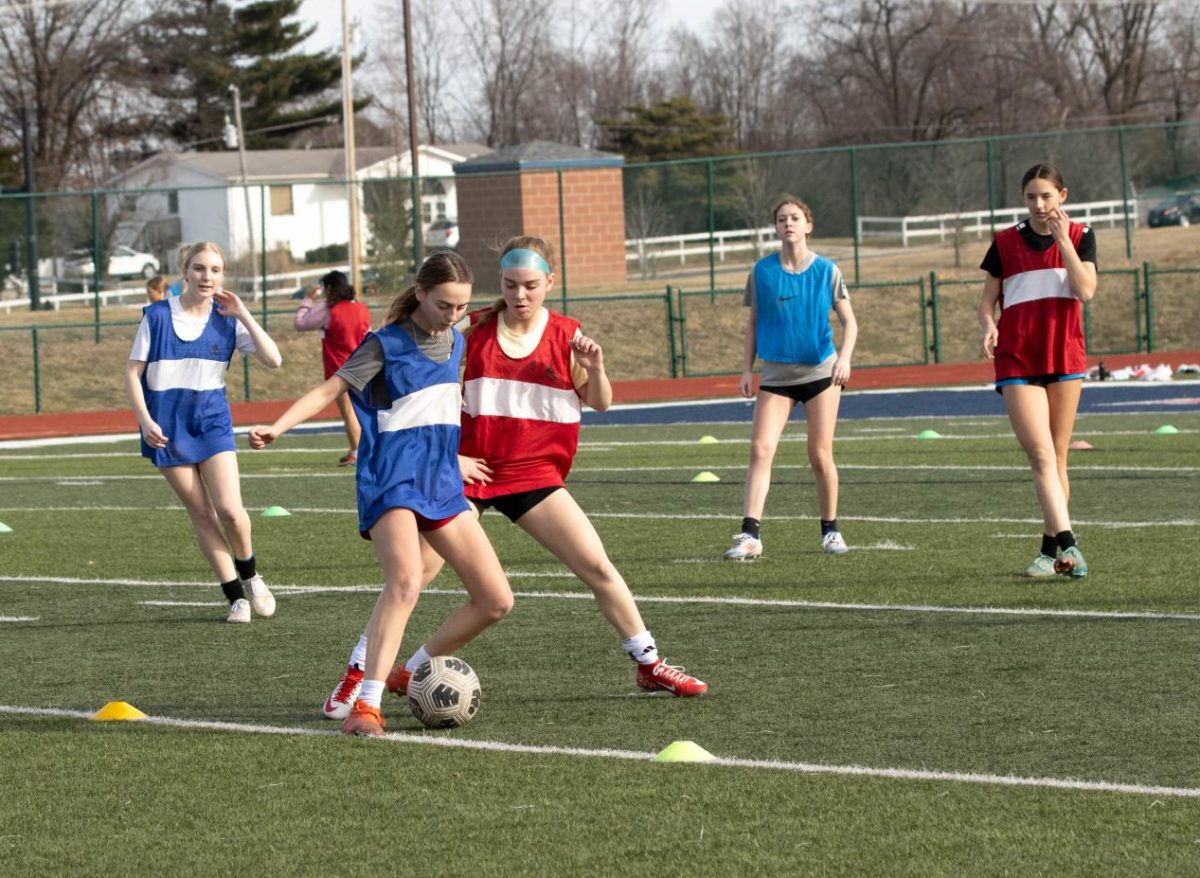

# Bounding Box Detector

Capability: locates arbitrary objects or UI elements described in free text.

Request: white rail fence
[0,266,344,314]
[856,199,1136,247]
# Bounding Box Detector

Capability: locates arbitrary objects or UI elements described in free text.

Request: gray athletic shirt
[336,319,454,408]
[743,251,850,386]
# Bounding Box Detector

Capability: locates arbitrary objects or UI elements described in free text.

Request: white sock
[405,644,431,673]
[348,634,368,670]
[622,631,658,665]
[359,680,385,708]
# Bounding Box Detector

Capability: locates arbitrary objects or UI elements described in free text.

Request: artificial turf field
[2,398,1199,876]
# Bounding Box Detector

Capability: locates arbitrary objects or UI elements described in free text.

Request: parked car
[423,219,459,250]
[1147,193,1200,228]
[65,245,160,279]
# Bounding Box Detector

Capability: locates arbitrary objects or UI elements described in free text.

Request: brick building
[453,141,627,292]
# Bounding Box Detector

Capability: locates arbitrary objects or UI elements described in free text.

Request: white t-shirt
[458,307,587,388]
[129,296,256,361]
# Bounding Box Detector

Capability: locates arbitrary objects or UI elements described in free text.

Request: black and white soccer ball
[407,655,481,729]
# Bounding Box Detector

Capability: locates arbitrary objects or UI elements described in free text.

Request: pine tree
[143,0,368,150]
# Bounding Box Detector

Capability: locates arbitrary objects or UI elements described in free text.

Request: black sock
[1055,530,1077,552]
[220,578,245,604]
[741,517,761,539]
[1041,534,1057,558]
[234,555,256,581]
[821,519,838,536]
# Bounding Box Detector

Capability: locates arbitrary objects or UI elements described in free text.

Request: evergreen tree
[143,0,368,150]
[598,96,734,163]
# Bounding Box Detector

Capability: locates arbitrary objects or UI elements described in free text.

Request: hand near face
[213,289,247,319]
[1046,208,1071,246]
[570,334,604,371]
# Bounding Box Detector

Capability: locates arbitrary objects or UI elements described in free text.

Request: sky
[298,0,721,54]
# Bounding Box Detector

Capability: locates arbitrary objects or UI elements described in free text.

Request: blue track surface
[585,380,1200,426]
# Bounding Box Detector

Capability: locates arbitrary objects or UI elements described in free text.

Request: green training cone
[653,741,716,763]
[691,471,721,483]
[261,506,292,517]
[0,521,12,533]
[1154,425,1179,435]
[697,435,719,444]
[916,429,942,440]
[92,701,147,722]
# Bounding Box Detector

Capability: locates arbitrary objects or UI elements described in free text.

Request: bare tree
[0,0,153,190]
[454,0,558,146]
[372,0,458,146]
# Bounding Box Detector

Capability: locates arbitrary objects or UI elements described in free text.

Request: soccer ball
[407,655,481,729]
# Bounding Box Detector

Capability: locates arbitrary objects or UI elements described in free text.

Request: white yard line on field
[2,703,1197,800]
[0,616,38,622]
[6,575,1200,622]
[1,507,1197,529]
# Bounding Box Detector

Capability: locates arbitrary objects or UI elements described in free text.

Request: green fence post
[918,274,929,365]
[928,271,942,364]
[31,327,40,413]
[707,159,716,293]
[243,353,251,402]
[411,175,422,268]
[557,169,568,311]
[679,289,690,377]
[1117,127,1134,261]
[92,191,101,342]
[1142,261,1154,353]
[259,185,269,328]
[850,147,861,284]
[665,286,679,379]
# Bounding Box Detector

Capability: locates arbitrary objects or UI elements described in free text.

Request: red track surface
[3,350,1196,442]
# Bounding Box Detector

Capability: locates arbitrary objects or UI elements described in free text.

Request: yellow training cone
[0,521,12,533]
[92,701,147,722]
[691,471,721,483]
[261,506,292,517]
[697,435,719,444]
[653,740,716,763]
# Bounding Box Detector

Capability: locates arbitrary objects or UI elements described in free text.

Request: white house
[105,143,491,269]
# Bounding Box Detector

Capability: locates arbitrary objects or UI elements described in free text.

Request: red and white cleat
[322,665,364,720]
[636,659,708,698]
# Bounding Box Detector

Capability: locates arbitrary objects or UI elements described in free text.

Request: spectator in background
[145,275,167,304]
[294,270,372,466]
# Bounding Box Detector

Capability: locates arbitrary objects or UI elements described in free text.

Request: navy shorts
[759,377,834,406]
[468,486,562,523]
[995,373,1085,394]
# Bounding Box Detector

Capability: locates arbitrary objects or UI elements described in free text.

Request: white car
[423,219,459,251]
[66,246,161,279]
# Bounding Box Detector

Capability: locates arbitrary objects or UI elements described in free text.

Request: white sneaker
[226,598,251,624]
[1142,364,1173,381]
[241,574,276,618]
[724,532,763,561]
[822,531,849,554]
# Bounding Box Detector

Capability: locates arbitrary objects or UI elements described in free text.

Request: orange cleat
[385,664,412,697]
[342,701,386,737]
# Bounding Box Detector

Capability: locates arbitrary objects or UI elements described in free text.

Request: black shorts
[759,377,834,406]
[468,486,562,523]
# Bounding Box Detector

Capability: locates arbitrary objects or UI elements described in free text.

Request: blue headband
[500,248,551,274]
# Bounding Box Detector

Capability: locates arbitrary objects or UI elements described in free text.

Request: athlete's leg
[1046,379,1083,507]
[742,390,796,520]
[362,508,427,682]
[196,451,253,560]
[516,489,645,638]
[335,391,361,453]
[1003,384,1072,535]
[422,513,513,657]
[802,384,842,521]
[419,504,513,656]
[160,463,237,582]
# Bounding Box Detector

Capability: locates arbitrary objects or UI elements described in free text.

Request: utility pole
[341,0,362,295]
[17,106,38,310]
[403,0,422,265]
[226,85,257,299]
